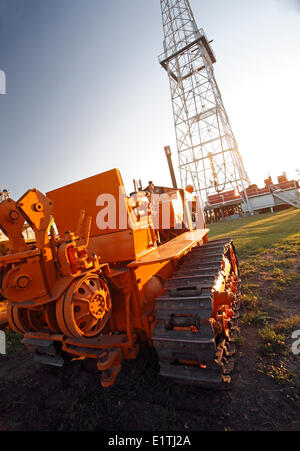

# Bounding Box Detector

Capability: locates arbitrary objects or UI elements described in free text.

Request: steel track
[152,238,240,389]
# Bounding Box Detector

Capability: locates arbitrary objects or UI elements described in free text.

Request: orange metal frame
[0,168,239,387]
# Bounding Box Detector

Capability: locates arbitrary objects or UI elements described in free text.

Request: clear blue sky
[0,0,300,200]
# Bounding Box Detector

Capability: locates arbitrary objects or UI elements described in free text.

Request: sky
[0,0,300,200]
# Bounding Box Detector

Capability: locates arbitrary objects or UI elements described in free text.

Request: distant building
[205,173,300,222]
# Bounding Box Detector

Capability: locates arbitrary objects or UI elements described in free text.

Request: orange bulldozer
[0,168,240,388]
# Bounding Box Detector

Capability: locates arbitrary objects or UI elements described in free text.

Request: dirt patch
[0,310,299,431]
[0,231,300,431]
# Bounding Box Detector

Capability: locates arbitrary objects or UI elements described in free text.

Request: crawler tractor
[0,168,240,388]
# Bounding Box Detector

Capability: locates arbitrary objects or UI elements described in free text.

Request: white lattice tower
[159,0,251,208]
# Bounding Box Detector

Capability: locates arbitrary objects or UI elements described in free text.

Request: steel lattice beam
[159,0,251,210]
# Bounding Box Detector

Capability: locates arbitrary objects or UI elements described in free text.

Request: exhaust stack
[164,146,178,189]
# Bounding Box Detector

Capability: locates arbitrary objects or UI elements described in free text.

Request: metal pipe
[164,146,178,189]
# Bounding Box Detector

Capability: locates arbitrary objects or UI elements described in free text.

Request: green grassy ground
[209,208,300,387]
[207,208,300,259]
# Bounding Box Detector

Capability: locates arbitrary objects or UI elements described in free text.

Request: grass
[258,359,295,386]
[209,207,300,386]
[240,311,272,327]
[258,325,286,356]
[208,208,300,259]
[274,315,300,335]
[239,291,259,310]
